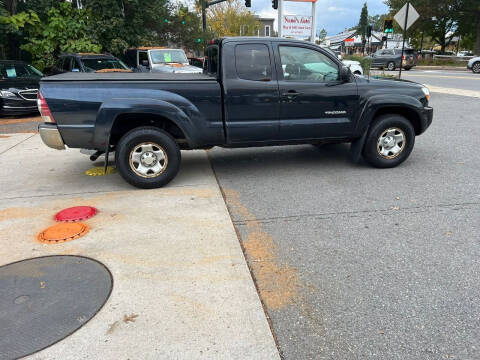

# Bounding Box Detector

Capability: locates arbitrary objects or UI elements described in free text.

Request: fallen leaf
[40,281,46,289]
[391,206,400,211]
[123,313,138,323]
[445,231,452,236]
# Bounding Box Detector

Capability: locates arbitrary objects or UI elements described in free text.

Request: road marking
[425,84,480,98]
[405,74,480,80]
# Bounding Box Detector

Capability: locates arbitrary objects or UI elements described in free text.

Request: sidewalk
[0,134,279,359]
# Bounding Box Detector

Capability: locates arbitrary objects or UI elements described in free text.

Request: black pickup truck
[38,37,433,188]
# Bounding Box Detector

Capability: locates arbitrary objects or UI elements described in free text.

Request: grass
[417,59,468,67]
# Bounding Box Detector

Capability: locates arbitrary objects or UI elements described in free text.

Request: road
[209,74,480,359]
[393,68,480,92]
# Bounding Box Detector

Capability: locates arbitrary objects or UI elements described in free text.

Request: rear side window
[62,57,72,71]
[205,46,219,76]
[235,44,271,81]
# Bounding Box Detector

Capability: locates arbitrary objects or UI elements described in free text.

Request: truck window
[235,44,271,81]
[62,57,72,71]
[279,46,338,82]
[206,46,218,76]
[138,51,148,65]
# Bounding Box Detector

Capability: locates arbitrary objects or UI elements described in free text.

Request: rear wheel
[472,62,480,74]
[387,61,395,71]
[404,66,411,71]
[363,114,415,168]
[115,126,181,189]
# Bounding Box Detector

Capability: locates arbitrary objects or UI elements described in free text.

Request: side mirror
[141,60,149,67]
[340,66,351,82]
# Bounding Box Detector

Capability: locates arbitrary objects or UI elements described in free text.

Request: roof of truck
[41,72,215,82]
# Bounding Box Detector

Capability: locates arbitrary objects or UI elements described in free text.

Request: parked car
[322,47,363,75]
[38,37,432,189]
[467,56,480,73]
[369,48,418,71]
[0,60,42,116]
[46,53,130,75]
[457,50,474,57]
[342,60,363,75]
[124,47,203,74]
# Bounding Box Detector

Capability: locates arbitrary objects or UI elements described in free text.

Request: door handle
[282,91,302,97]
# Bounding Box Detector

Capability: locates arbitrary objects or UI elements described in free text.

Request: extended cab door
[222,41,280,143]
[273,43,359,140]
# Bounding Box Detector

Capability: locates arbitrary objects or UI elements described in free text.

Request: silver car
[467,56,480,74]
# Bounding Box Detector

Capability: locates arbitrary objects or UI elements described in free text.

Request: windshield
[0,63,43,78]
[150,50,188,64]
[82,58,129,72]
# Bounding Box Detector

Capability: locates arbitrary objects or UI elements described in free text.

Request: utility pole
[278,0,283,38]
[310,1,316,44]
[399,1,409,79]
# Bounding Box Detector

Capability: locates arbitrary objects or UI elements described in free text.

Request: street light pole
[202,0,207,32]
[311,1,316,44]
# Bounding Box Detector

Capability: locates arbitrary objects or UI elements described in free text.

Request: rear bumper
[418,106,433,135]
[39,123,66,150]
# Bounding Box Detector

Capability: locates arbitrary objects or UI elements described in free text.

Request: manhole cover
[55,206,98,222]
[0,255,112,359]
[37,222,89,244]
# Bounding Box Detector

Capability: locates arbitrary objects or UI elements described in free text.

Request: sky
[251,0,389,35]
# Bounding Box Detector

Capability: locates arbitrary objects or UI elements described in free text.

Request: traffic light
[272,0,278,10]
[245,0,251,7]
[196,38,202,43]
[383,19,393,33]
[366,25,372,38]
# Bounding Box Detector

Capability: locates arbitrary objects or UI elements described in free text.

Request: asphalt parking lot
[209,89,480,359]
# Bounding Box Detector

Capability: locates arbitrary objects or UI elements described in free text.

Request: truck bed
[41,72,216,82]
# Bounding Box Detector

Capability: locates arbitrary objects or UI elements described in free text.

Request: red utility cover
[55,206,98,222]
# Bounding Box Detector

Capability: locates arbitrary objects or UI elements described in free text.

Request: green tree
[357,2,369,40]
[455,0,480,54]
[318,28,327,42]
[3,2,101,69]
[385,0,459,54]
[206,0,261,37]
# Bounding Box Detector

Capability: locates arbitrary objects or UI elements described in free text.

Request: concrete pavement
[0,134,280,359]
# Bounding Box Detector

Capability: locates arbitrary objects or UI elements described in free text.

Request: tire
[387,62,395,71]
[115,126,181,189]
[472,62,480,74]
[404,66,411,71]
[362,114,415,168]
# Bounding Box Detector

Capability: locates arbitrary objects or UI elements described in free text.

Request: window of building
[235,44,271,81]
[265,25,270,37]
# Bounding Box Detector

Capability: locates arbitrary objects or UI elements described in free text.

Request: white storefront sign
[282,15,312,37]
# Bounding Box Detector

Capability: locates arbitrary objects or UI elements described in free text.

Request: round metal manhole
[37,222,89,244]
[0,256,112,359]
[54,206,98,222]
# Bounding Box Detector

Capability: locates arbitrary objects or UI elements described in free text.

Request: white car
[467,57,480,74]
[342,60,363,76]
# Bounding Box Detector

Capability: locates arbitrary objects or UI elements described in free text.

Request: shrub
[344,55,372,75]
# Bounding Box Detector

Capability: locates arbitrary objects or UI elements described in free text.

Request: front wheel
[362,114,415,168]
[387,62,395,71]
[472,62,480,74]
[115,126,181,189]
